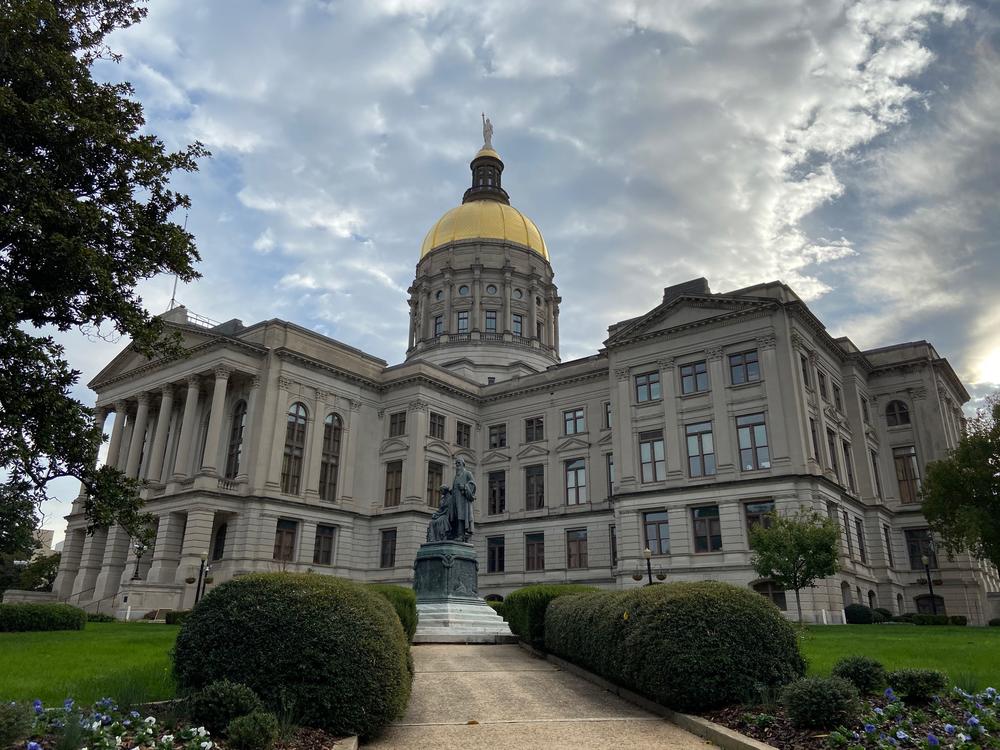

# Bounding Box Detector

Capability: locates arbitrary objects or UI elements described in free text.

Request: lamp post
[643,547,654,586]
[194,553,210,604]
[921,553,937,615]
[130,540,147,581]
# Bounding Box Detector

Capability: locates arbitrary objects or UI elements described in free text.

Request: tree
[922,393,1000,570]
[19,552,62,592]
[0,0,207,553]
[749,508,840,623]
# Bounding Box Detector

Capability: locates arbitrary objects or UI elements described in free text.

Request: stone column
[613,368,637,490]
[528,283,538,340]
[265,376,293,489]
[420,284,431,341]
[305,389,331,497]
[472,268,482,331]
[546,295,556,349]
[200,367,232,476]
[124,393,151,478]
[443,270,453,334]
[757,335,789,463]
[706,348,735,476]
[171,376,202,480]
[658,358,682,477]
[106,402,128,470]
[92,524,130,604]
[502,269,512,333]
[552,300,561,354]
[148,513,186,584]
[175,509,216,609]
[70,527,108,599]
[146,385,175,483]
[407,297,416,350]
[52,527,86,599]
[404,400,428,503]
[340,399,360,501]
[237,376,261,483]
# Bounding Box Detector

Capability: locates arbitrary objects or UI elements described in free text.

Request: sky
[38,0,1000,543]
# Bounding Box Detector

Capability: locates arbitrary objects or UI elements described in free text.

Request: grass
[800,625,1000,690]
[0,622,179,705]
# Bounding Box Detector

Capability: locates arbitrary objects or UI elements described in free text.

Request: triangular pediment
[425,440,453,459]
[556,436,591,453]
[516,443,549,460]
[481,450,511,466]
[606,295,771,347]
[379,437,409,455]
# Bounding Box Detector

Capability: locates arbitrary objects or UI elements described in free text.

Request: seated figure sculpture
[426,486,452,543]
[424,458,477,543]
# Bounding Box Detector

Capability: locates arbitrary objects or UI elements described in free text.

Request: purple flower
[32,700,42,715]
[63,698,74,711]
[885,687,897,700]
[927,734,940,746]
[875,707,885,716]
[944,724,956,734]
[27,742,42,750]
[896,729,909,741]
[968,716,980,727]
[865,724,877,734]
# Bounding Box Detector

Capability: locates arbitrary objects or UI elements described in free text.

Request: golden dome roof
[420,200,549,260]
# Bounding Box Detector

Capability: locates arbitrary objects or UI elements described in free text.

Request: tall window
[224,400,247,479]
[456,310,469,333]
[809,418,820,461]
[485,310,497,332]
[488,423,507,449]
[313,524,336,565]
[319,413,343,502]
[729,350,760,385]
[686,421,716,477]
[609,524,618,566]
[833,384,843,411]
[456,421,471,448]
[525,416,544,442]
[643,511,670,555]
[273,519,297,561]
[894,445,921,504]
[433,315,443,336]
[487,536,505,573]
[871,450,883,498]
[681,361,709,394]
[692,506,722,553]
[886,400,911,427]
[426,461,444,506]
[512,313,523,336]
[753,581,787,611]
[525,532,545,572]
[736,413,770,471]
[281,403,308,494]
[564,408,585,435]
[826,429,840,479]
[883,524,895,567]
[389,411,406,437]
[842,440,855,492]
[211,523,228,561]
[525,465,545,510]
[799,354,810,388]
[488,471,506,514]
[855,519,867,564]
[843,510,854,558]
[567,529,588,569]
[603,401,612,428]
[861,397,871,423]
[635,371,661,402]
[817,370,828,399]
[429,412,445,439]
[565,458,587,504]
[905,528,936,570]
[384,460,403,507]
[745,500,775,532]
[639,430,666,482]
[606,453,615,497]
[379,528,397,568]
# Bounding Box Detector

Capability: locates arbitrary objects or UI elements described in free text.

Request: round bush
[990,618,1000,627]
[844,604,875,624]
[0,702,32,748]
[504,584,600,648]
[544,581,805,712]
[226,710,279,750]
[887,668,948,703]
[187,680,263,734]
[173,573,412,739]
[366,584,417,642]
[874,607,893,621]
[831,655,886,695]
[948,615,968,626]
[165,610,192,626]
[782,677,860,729]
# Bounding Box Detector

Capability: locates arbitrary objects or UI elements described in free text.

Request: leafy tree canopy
[0,0,207,554]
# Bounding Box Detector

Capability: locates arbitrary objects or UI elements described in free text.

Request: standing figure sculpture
[449,457,477,541]
[481,113,493,150]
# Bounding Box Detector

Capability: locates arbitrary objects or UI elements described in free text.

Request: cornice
[605,303,776,350]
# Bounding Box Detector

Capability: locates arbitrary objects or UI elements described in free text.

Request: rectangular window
[729,350,760,385]
[567,529,588,569]
[736,413,770,471]
[565,458,587,504]
[564,408,585,435]
[817,371,828,400]
[512,313,523,336]
[609,525,618,566]
[456,421,471,448]
[606,453,615,497]
[313,524,336,566]
[806,419,819,461]
[433,315,443,336]
[389,411,406,437]
[745,499,776,533]
[894,446,921,504]
[681,360,709,394]
[426,460,444,507]
[639,430,666,483]
[488,423,507,449]
[603,401,612,429]
[643,511,670,555]
[861,397,871,423]
[525,532,545,572]
[635,371,662,402]
[685,421,716,477]
[525,416,544,443]
[384,460,403,507]
[843,510,854,558]
[379,528,397,568]
[855,518,867,563]
[833,384,843,411]
[871,450,883,498]
[429,412,445,440]
[525,464,545,510]
[488,471,506,515]
[273,519,297,562]
[487,536,505,573]
[905,528,936,570]
[692,506,722,553]
[457,310,469,333]
[485,310,497,333]
[883,524,895,567]
[800,354,810,388]
[843,440,856,492]
[826,429,840,479]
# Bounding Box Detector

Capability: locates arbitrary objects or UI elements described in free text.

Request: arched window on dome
[319,413,343,502]
[281,402,308,494]
[886,400,910,427]
[224,400,247,480]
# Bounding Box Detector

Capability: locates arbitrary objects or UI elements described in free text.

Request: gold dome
[420,201,549,260]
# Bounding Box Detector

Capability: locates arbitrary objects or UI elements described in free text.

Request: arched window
[867,590,877,610]
[886,400,911,427]
[211,523,228,561]
[915,594,946,615]
[319,413,343,502]
[224,400,247,479]
[841,581,852,609]
[281,402,308,494]
[896,593,904,614]
[752,581,786,611]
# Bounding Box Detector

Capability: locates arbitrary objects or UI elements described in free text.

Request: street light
[643,547,654,586]
[130,540,147,581]
[195,553,210,604]
[921,552,937,615]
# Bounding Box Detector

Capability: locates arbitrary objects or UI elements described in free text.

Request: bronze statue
[425,458,477,543]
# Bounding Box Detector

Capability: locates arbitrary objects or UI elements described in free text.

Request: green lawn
[0,622,179,704]
[800,625,1000,690]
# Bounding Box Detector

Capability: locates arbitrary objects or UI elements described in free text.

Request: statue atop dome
[482,112,493,150]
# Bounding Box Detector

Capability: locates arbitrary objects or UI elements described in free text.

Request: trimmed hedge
[366,584,417,643]
[782,676,860,729]
[831,655,886,695]
[874,607,893,621]
[226,710,279,750]
[845,604,876,624]
[87,612,116,623]
[187,680,264,734]
[948,615,968,626]
[544,582,805,712]
[913,614,950,626]
[504,584,600,648]
[165,610,192,626]
[990,618,1000,627]
[173,573,412,740]
[0,603,86,632]
[887,668,948,703]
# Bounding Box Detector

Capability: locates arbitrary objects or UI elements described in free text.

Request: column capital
[160,383,176,397]
[186,375,201,388]
[756,334,777,351]
[113,399,128,412]
[213,366,233,381]
[657,357,675,371]
[705,347,724,362]
[408,399,429,413]
[135,392,151,406]
[250,375,262,390]
[350,399,362,412]
[614,367,630,382]
[277,376,294,391]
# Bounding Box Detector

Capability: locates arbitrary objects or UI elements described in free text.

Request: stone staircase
[414,599,516,643]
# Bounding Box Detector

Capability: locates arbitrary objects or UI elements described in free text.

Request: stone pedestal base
[414,600,516,643]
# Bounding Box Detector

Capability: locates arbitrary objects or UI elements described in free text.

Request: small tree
[19,553,61,592]
[922,394,1000,570]
[750,508,840,623]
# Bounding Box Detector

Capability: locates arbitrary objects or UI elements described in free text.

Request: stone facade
[49,147,1000,623]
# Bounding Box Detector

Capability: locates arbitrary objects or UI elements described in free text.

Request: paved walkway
[365,644,717,749]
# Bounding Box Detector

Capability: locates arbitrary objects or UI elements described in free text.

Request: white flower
[91,721,101,731]
[160,735,174,744]
[196,727,209,737]
[144,716,157,725]
[200,742,213,750]
[115,736,123,747]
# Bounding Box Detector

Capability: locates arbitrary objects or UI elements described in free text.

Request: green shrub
[912,614,950,626]
[0,702,32,747]
[165,610,192,626]
[844,604,875,624]
[504,584,600,648]
[173,573,411,740]
[887,668,949,703]
[226,710,279,750]
[366,584,417,643]
[990,618,1000,627]
[782,677,860,729]
[874,607,893,621]
[892,612,916,623]
[949,615,968,626]
[187,679,264,734]
[544,581,805,712]
[486,600,504,616]
[87,612,116,623]
[831,655,886,695]
[0,602,86,632]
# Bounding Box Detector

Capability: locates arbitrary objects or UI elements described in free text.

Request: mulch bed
[274,727,349,749]
[703,705,828,749]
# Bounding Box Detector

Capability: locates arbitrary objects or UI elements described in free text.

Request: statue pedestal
[412,541,514,644]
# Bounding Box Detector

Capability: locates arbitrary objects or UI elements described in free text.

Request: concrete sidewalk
[364,644,717,749]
